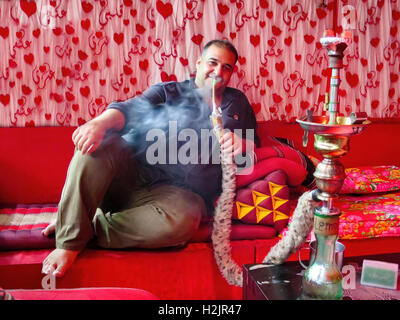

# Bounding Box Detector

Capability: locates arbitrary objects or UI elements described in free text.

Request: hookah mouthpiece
[210,74,222,83]
[210,76,224,139]
[211,77,220,113]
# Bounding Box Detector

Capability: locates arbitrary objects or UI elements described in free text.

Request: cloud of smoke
[120,83,254,201]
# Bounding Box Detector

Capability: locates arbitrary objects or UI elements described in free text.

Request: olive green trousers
[55,134,206,251]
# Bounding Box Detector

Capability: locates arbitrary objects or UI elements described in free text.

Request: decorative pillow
[340,165,400,194]
[233,169,290,233]
[0,204,56,250]
[237,157,307,188]
[7,288,159,300]
[334,191,400,240]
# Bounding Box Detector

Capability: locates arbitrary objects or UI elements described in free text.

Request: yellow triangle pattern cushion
[232,170,290,231]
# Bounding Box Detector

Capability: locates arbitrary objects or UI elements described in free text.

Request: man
[41,40,260,277]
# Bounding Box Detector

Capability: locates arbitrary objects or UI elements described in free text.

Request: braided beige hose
[211,153,243,286]
[210,138,316,286]
[212,182,316,287]
[209,79,317,287]
[263,190,317,264]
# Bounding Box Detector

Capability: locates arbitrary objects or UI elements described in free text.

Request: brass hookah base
[297,115,369,300]
[300,204,343,300]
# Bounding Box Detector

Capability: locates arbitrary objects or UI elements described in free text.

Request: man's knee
[160,192,205,245]
[94,186,207,249]
[172,204,202,243]
[142,191,205,248]
[71,133,132,173]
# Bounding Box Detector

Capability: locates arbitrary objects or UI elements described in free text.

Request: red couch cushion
[0,127,75,204]
[0,242,258,299]
[6,287,159,300]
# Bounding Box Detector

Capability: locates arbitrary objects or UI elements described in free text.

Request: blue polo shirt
[108,79,259,210]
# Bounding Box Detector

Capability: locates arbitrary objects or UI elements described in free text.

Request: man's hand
[72,119,107,155]
[220,131,243,158]
[220,131,256,160]
[72,108,126,155]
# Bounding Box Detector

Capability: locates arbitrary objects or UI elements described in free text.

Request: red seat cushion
[6,287,159,300]
[0,127,75,205]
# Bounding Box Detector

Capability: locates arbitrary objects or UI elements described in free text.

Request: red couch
[1,120,400,300]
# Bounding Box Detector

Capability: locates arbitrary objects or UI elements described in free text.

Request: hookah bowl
[296,116,369,299]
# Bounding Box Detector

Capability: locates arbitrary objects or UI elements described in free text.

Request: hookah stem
[212,78,216,111]
[211,78,223,139]
[328,68,339,124]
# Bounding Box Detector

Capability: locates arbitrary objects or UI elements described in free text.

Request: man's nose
[213,64,223,76]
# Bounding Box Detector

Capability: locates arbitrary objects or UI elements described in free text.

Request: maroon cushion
[0,204,56,250]
[237,157,307,188]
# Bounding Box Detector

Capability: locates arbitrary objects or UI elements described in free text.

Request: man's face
[194,45,236,94]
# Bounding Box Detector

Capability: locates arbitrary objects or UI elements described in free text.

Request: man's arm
[220,89,259,158]
[72,108,125,155]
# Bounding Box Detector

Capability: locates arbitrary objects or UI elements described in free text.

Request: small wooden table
[243,253,400,300]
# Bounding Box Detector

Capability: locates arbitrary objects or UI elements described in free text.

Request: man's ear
[195,57,202,69]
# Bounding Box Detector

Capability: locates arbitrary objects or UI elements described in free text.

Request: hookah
[208,31,370,297]
[296,29,370,299]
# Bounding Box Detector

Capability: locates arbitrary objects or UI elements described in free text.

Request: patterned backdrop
[0,0,399,127]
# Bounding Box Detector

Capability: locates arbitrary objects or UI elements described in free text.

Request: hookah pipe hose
[209,77,243,286]
[209,78,224,140]
[209,78,317,286]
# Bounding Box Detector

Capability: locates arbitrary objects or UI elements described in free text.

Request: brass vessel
[297,115,369,299]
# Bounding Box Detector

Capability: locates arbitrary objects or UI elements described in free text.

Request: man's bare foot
[42,248,80,277]
[42,221,56,237]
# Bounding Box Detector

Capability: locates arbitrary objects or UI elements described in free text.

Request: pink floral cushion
[335,192,400,240]
[280,191,400,240]
[340,165,400,194]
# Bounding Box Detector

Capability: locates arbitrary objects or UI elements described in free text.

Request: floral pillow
[340,165,400,194]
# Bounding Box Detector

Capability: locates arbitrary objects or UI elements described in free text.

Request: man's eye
[224,65,233,71]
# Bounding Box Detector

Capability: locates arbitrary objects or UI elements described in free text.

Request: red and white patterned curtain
[337,0,400,118]
[0,0,398,127]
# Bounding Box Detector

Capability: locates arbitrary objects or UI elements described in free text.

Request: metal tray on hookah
[296,115,370,137]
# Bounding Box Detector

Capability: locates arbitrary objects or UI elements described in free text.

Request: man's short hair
[201,39,238,63]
